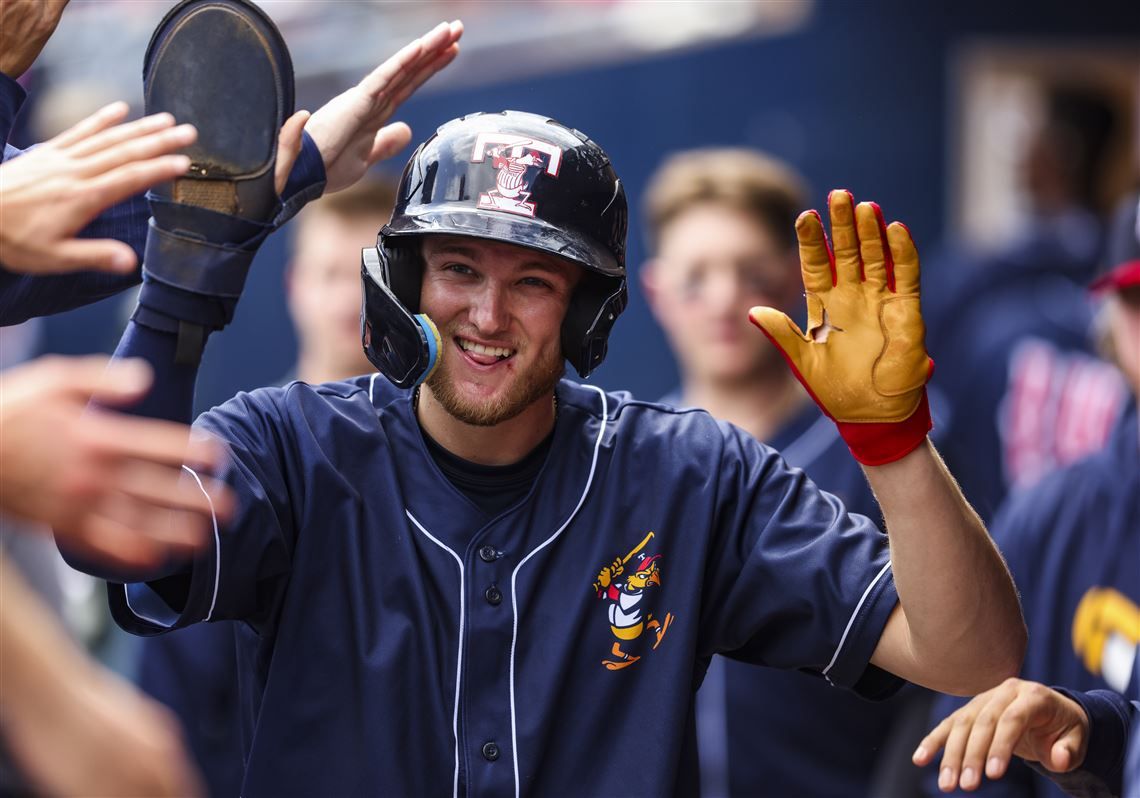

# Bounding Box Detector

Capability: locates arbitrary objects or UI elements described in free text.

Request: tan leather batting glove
[749,190,934,465]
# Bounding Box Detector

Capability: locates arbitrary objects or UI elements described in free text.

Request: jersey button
[478,545,499,563]
[482,741,500,762]
[484,585,502,606]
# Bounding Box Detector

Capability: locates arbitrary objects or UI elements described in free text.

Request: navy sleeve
[0,71,27,148]
[702,426,902,698]
[1047,688,1135,798]
[109,388,297,636]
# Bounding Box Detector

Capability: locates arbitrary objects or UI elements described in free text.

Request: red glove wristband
[835,390,933,466]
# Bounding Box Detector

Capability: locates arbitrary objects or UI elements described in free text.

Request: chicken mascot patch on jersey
[593,531,675,670]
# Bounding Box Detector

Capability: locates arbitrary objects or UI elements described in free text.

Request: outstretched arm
[0,557,204,796]
[749,191,1025,695]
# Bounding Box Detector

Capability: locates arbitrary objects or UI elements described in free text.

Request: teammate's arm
[749,191,1025,695]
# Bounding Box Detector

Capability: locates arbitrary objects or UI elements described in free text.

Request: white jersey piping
[509,385,608,798]
[406,509,465,798]
[121,464,221,626]
[821,559,892,683]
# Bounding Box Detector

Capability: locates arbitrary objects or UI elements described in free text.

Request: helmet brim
[383,204,624,279]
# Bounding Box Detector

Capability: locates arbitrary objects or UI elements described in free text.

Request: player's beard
[426,338,565,427]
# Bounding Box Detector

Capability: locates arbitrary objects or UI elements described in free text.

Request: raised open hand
[748,190,934,464]
[0,101,195,273]
[304,20,463,194]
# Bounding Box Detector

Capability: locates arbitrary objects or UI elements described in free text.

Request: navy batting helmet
[361,110,628,388]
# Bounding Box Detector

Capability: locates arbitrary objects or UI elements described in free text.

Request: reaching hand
[748,191,934,465]
[914,678,1090,792]
[302,20,463,194]
[0,355,232,569]
[0,101,196,273]
[0,0,69,80]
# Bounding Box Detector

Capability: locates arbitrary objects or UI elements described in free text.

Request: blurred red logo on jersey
[471,132,563,218]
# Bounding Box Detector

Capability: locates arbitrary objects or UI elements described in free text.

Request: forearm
[0,558,98,728]
[865,440,1025,693]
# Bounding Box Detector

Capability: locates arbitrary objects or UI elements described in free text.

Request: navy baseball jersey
[110,376,901,797]
[928,401,1139,798]
[922,222,1127,522]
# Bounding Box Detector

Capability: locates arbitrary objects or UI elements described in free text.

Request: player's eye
[519,276,553,290]
[679,271,705,301]
[444,262,475,276]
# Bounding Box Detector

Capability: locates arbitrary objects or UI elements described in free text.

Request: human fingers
[30,238,139,274]
[78,153,193,220]
[381,42,460,112]
[274,110,311,196]
[827,189,862,284]
[855,201,893,291]
[49,101,130,149]
[111,459,229,524]
[957,690,1019,790]
[364,122,413,167]
[92,490,210,554]
[56,511,168,570]
[76,124,195,179]
[794,210,835,294]
[67,111,178,158]
[887,221,921,294]
[78,413,227,475]
[59,356,151,404]
[358,20,461,105]
[935,707,979,792]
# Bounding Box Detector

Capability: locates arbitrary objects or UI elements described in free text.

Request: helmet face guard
[361,111,628,386]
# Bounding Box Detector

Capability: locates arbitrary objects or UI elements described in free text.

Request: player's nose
[468,282,511,334]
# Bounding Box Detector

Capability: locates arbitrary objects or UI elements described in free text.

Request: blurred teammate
[642,148,916,797]
[134,178,397,798]
[925,86,1128,521]
[926,192,1140,798]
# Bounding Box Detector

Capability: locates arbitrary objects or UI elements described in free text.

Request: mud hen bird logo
[593,531,675,671]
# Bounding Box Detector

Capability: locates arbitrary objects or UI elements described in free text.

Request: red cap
[1091,194,1140,293]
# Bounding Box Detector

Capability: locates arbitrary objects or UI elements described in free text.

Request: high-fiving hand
[748,190,934,465]
[0,102,196,273]
[298,20,463,195]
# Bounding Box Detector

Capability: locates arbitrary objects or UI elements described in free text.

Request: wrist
[836,390,933,465]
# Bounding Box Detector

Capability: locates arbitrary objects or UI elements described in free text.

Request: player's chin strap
[360,247,442,390]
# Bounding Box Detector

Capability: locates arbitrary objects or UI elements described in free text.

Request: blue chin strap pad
[361,248,441,390]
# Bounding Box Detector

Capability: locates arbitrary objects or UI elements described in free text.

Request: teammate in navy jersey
[642,148,920,797]
[81,90,1025,796]
[926,193,1140,798]
[922,87,1127,523]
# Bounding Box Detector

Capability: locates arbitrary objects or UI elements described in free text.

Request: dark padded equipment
[134,0,296,361]
[144,0,293,225]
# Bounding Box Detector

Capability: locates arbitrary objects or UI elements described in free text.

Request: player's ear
[640,259,664,318]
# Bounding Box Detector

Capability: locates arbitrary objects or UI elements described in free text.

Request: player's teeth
[460,339,513,358]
